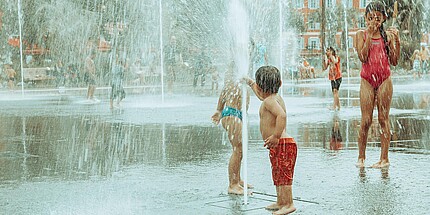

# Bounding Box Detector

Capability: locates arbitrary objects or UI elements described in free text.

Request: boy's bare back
[259,94,287,140]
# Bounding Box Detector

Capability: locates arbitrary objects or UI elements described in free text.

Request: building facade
[293,0,371,57]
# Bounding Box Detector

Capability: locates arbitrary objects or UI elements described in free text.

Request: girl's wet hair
[255,66,281,94]
[328,46,336,56]
[365,1,388,18]
[365,1,390,59]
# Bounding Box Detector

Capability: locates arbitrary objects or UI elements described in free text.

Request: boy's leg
[357,79,375,167]
[372,78,393,168]
[273,185,296,215]
[265,186,280,210]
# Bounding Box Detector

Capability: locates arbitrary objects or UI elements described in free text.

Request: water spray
[227,0,250,205]
[391,1,398,27]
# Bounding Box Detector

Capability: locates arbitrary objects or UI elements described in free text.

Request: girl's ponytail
[379,25,390,59]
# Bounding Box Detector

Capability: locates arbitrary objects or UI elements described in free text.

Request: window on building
[299,37,304,49]
[358,16,366,28]
[295,0,304,8]
[348,36,354,48]
[308,20,321,30]
[342,0,353,8]
[326,0,335,7]
[308,37,320,50]
[359,0,367,8]
[308,0,319,9]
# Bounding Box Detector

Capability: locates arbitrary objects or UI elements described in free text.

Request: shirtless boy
[246,66,297,214]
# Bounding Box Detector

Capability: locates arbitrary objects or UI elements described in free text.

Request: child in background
[110,58,126,109]
[5,64,16,91]
[245,66,297,215]
[210,65,220,94]
[211,61,251,195]
[323,46,342,111]
[412,49,422,79]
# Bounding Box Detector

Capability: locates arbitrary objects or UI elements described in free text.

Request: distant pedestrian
[210,64,220,94]
[54,60,65,87]
[193,50,209,89]
[412,49,422,79]
[164,36,182,94]
[249,37,268,78]
[110,58,126,109]
[5,64,16,91]
[84,51,97,100]
[323,47,342,111]
[420,45,429,75]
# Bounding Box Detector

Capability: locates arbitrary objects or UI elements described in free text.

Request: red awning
[7,37,20,47]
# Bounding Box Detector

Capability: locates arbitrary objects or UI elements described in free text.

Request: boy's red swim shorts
[269,137,297,186]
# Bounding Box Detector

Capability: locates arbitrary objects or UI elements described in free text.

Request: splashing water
[227,0,250,205]
[227,0,249,80]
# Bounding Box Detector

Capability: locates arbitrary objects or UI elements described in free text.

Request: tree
[382,0,424,68]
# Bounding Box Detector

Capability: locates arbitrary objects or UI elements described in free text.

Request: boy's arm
[245,78,265,101]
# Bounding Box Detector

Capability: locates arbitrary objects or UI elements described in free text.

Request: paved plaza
[0,77,429,215]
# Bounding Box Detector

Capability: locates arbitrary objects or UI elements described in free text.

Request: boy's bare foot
[228,185,244,195]
[273,205,296,215]
[370,160,390,169]
[265,203,280,211]
[239,180,254,189]
[356,158,365,168]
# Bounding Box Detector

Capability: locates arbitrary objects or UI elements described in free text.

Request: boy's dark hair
[255,66,281,94]
[365,1,389,59]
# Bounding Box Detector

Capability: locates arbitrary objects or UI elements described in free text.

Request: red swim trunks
[269,137,297,186]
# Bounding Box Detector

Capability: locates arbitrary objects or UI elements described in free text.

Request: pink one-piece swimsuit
[360,33,391,89]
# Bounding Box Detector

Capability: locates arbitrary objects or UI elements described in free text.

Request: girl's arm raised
[387,27,401,66]
[356,30,372,63]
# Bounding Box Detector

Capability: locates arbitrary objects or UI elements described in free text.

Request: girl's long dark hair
[365,1,390,59]
[328,46,336,57]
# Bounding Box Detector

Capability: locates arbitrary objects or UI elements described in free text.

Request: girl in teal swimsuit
[212,76,250,195]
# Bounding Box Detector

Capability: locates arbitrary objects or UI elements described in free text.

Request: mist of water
[227,0,249,80]
[227,0,250,204]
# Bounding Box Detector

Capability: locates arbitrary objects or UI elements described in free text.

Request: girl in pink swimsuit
[355,1,400,168]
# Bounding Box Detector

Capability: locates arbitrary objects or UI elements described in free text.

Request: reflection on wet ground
[0,77,428,214]
[295,113,430,151]
[0,115,227,182]
[0,113,428,183]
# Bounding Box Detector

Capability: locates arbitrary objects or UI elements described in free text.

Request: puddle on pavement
[0,112,428,184]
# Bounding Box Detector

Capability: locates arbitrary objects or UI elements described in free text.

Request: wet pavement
[0,76,429,214]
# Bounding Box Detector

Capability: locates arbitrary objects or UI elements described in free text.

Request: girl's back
[222,82,242,110]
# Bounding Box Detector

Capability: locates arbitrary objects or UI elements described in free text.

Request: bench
[21,67,56,87]
[23,67,56,82]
